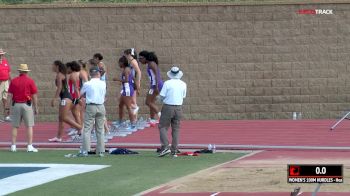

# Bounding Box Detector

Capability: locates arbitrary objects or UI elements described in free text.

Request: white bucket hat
[167,66,183,79]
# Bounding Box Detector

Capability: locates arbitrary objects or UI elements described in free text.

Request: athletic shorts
[11,103,35,127]
[0,80,9,100]
[148,84,163,95]
[121,83,134,97]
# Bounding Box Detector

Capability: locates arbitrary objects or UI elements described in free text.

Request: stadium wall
[0,2,349,121]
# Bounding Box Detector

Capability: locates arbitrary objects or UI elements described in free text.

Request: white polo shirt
[159,79,187,106]
[80,78,106,105]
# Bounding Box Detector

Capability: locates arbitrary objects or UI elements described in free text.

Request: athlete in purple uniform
[139,51,163,123]
[113,56,136,125]
[124,48,141,115]
[121,67,134,97]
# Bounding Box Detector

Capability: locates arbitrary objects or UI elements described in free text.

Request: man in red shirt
[0,48,11,121]
[8,64,39,152]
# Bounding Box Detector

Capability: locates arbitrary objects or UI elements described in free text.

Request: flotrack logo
[298,9,333,15]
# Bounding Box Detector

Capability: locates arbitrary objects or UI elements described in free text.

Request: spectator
[8,64,39,152]
[0,48,11,121]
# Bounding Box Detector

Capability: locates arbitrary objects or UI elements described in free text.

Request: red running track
[2,120,350,195]
[144,190,349,196]
[143,150,350,196]
[0,120,350,149]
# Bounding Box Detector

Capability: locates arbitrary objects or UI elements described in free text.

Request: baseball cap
[89,66,100,74]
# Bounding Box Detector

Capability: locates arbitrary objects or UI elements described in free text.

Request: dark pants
[158,104,182,153]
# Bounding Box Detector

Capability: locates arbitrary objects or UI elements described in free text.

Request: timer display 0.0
[288,164,343,183]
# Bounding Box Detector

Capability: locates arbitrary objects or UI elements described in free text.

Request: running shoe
[4,116,11,122]
[27,145,38,152]
[65,135,82,143]
[171,152,178,158]
[48,137,62,142]
[126,124,137,132]
[66,127,76,133]
[158,148,171,157]
[76,152,88,157]
[68,129,78,136]
[136,120,146,130]
[10,144,16,152]
[149,119,159,124]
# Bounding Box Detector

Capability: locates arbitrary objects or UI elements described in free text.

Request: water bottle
[208,144,212,150]
[212,144,216,153]
[298,112,302,120]
[293,112,297,120]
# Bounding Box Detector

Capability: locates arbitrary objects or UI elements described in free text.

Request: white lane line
[0,164,109,195]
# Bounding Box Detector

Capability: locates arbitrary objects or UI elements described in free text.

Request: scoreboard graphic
[287,164,343,183]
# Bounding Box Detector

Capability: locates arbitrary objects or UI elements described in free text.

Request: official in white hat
[166,66,183,79]
[158,66,187,157]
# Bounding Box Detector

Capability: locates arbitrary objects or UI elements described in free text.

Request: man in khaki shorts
[8,64,39,152]
[0,48,11,122]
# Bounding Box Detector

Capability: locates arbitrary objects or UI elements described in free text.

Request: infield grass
[0,149,245,196]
